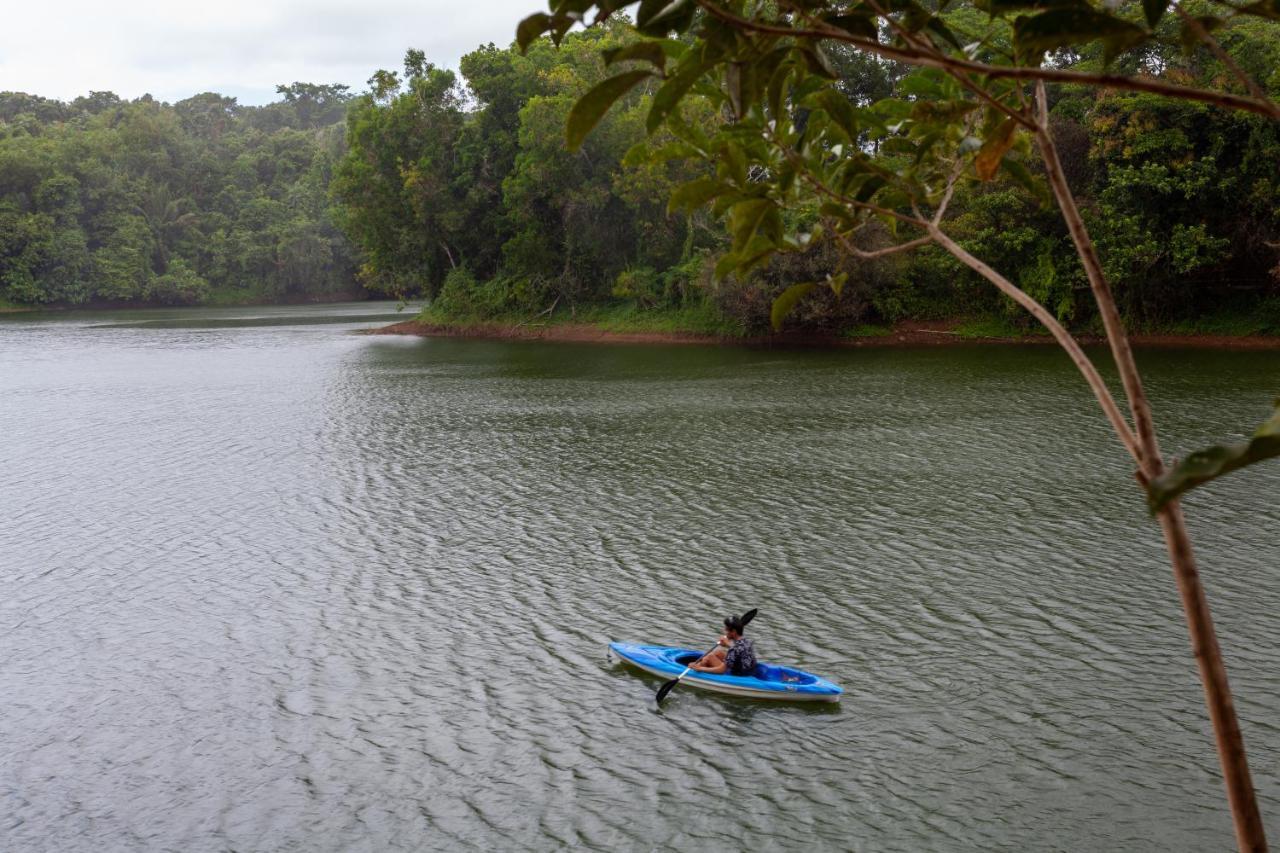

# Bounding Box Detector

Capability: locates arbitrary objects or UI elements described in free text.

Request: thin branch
[927,223,1142,462]
[692,0,1280,118]
[847,0,1039,131]
[1173,3,1280,120]
[932,158,967,225]
[833,230,932,259]
[772,135,932,229]
[1033,81,1162,475]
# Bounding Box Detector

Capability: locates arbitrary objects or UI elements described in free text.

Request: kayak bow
[610,642,842,702]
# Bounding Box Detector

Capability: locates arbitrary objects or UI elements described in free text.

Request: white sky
[0,0,541,105]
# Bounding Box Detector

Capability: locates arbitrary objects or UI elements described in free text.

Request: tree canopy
[0,88,358,306]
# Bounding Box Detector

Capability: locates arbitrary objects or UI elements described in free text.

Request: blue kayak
[609,642,842,702]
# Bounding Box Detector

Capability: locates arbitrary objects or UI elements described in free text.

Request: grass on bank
[842,323,892,338]
[1165,301,1280,338]
[952,316,1054,339]
[0,297,36,313]
[415,300,749,338]
[414,287,1280,343]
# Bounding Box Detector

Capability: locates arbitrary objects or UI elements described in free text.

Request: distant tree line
[0,84,358,307]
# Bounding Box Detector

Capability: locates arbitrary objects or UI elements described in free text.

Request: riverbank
[370,314,1280,349]
[0,290,372,316]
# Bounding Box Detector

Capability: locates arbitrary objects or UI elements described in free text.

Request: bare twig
[926,224,1142,461]
[832,230,932,259]
[932,158,967,225]
[512,294,561,329]
[1032,82,1161,473]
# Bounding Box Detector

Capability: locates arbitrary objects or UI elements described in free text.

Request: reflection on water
[1,303,1278,851]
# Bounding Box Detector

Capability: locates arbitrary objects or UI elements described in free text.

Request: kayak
[609,642,842,702]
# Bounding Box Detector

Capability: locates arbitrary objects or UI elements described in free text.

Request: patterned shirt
[723,637,758,676]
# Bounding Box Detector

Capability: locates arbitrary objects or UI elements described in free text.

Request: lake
[1,302,1277,851]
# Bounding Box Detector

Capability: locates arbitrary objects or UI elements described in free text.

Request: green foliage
[1148,402,1280,510]
[511,0,1279,337]
[334,32,712,313]
[953,316,1052,338]
[843,323,892,338]
[146,259,209,305]
[771,283,817,331]
[0,87,359,306]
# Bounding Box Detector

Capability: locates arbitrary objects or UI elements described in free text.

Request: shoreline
[367,318,1280,350]
[0,292,371,315]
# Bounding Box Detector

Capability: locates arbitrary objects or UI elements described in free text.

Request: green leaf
[926,17,965,50]
[812,90,861,143]
[828,271,849,298]
[1147,403,1280,512]
[647,56,715,134]
[824,13,879,40]
[766,60,794,122]
[727,197,781,254]
[1014,8,1147,57]
[602,42,669,72]
[771,282,817,331]
[567,70,654,151]
[1142,0,1169,27]
[1000,157,1051,206]
[713,251,741,281]
[667,178,728,214]
[636,0,696,36]
[516,13,553,52]
[898,69,947,99]
[799,45,840,80]
[854,175,887,203]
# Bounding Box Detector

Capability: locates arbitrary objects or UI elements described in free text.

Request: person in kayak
[690,615,757,676]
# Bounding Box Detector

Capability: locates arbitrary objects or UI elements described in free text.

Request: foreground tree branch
[692,0,1280,118]
[1030,78,1267,850]
[926,224,1143,463]
[521,2,1280,847]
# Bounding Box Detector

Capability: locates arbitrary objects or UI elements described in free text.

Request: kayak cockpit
[671,652,818,685]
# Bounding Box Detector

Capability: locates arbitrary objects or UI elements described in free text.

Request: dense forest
[0,85,358,307]
[2,14,1279,334]
[334,19,1280,333]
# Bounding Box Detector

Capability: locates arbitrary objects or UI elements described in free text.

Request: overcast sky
[1,0,540,105]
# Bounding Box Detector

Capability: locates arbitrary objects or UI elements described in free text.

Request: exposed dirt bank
[368,318,1280,349]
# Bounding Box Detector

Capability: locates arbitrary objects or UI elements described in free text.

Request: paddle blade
[654,677,679,704]
[739,608,758,627]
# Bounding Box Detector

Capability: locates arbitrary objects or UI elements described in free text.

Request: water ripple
[1,308,1277,851]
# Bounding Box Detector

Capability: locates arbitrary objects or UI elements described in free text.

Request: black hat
[724,616,746,634]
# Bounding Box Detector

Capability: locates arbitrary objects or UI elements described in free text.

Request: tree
[0,85,360,307]
[519,1,1280,848]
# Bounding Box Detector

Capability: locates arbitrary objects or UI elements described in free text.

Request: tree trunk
[1156,500,1268,852]
[1032,81,1267,850]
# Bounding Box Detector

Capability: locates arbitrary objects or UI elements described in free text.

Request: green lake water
[1,302,1277,851]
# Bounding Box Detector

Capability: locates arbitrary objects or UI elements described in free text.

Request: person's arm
[690,637,731,672]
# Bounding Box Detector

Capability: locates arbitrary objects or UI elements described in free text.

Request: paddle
[655,608,758,705]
